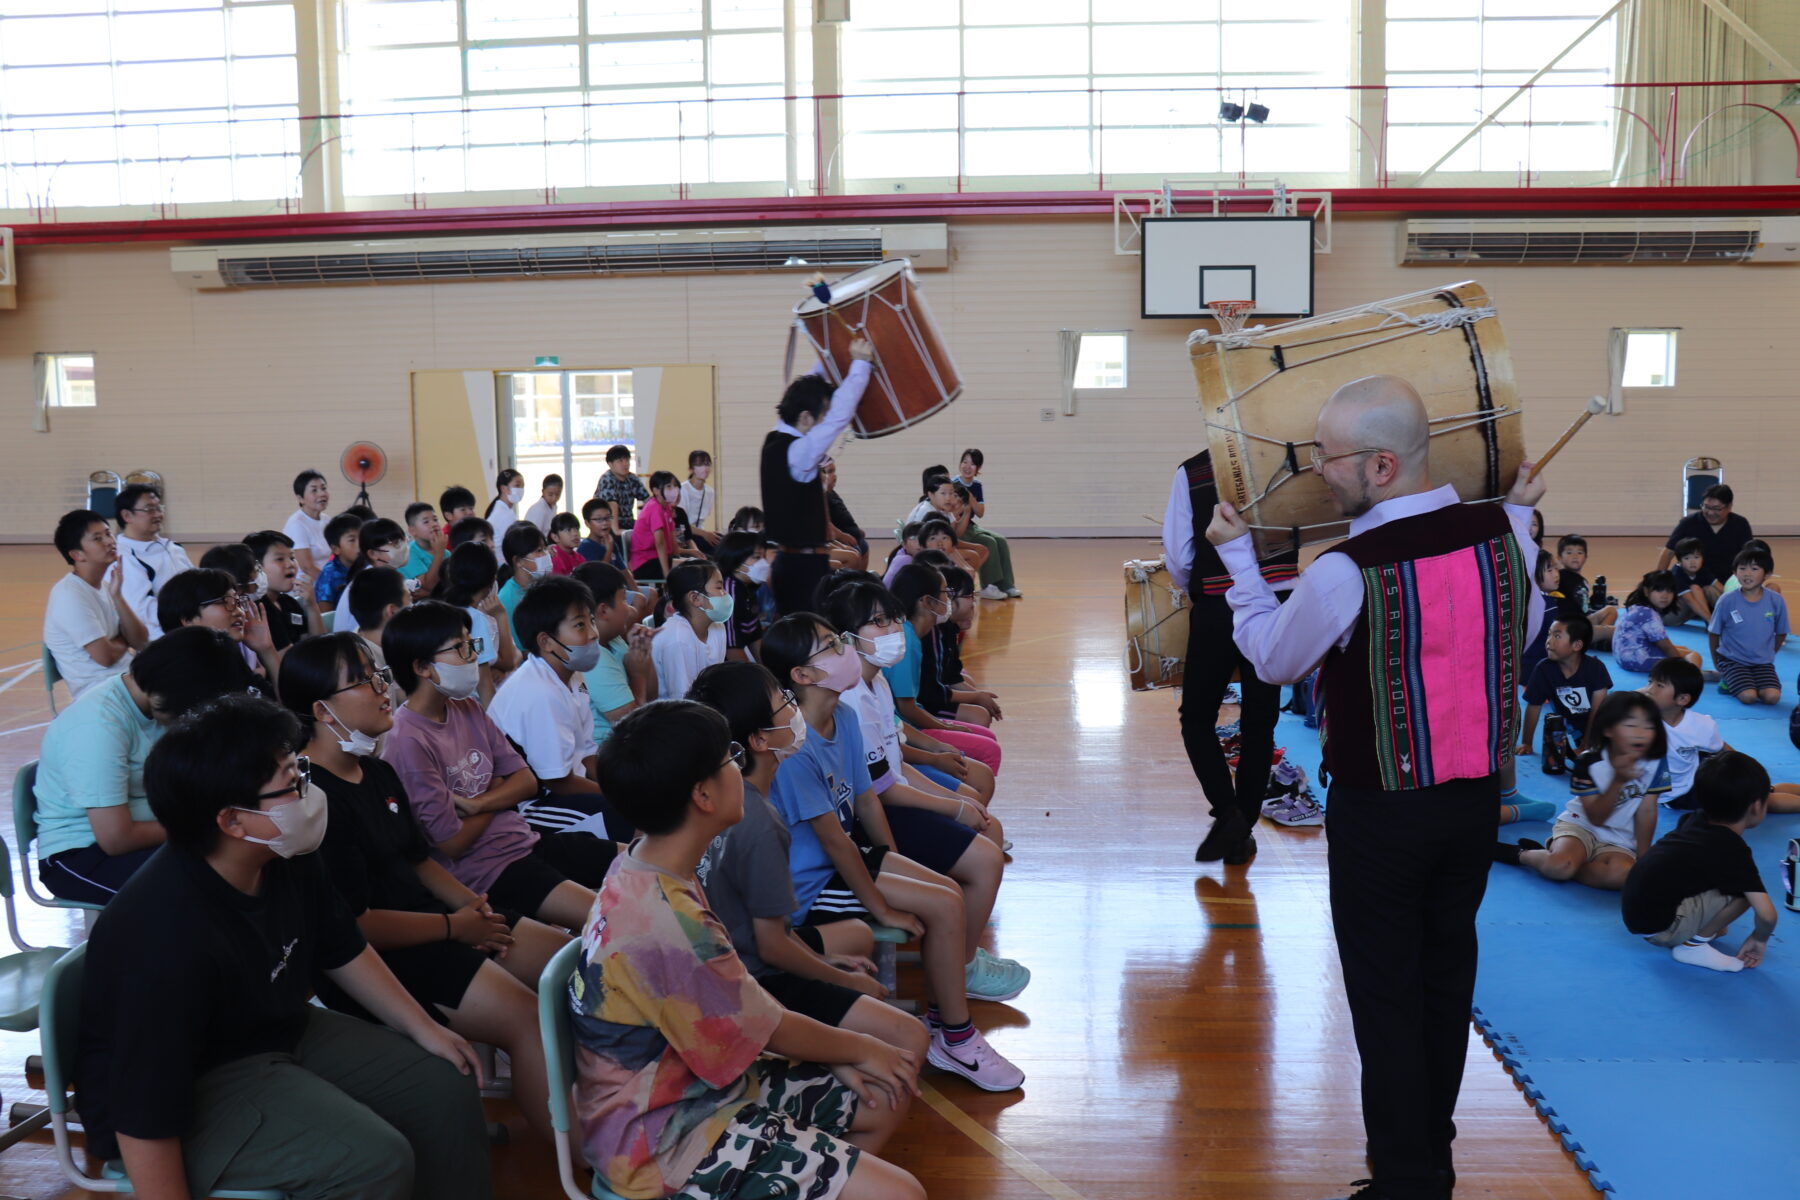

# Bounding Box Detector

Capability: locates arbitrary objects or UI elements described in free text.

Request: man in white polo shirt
[113,484,193,637]
[44,509,150,700]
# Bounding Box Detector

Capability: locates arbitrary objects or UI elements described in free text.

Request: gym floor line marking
[0,721,50,738]
[0,664,41,699]
[916,1080,1090,1200]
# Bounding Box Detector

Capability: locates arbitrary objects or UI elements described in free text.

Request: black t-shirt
[1621,810,1765,934]
[75,846,366,1160]
[1555,570,1590,616]
[1665,512,1754,583]
[314,757,444,918]
[263,592,309,650]
[1524,653,1613,736]
[827,491,865,544]
[935,625,965,698]
[1671,564,1719,596]
[917,624,949,715]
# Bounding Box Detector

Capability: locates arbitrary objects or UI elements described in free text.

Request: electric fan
[340,441,387,509]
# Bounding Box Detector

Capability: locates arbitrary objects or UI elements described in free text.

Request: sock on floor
[1509,798,1558,822]
[1672,937,1745,973]
[941,1020,975,1045]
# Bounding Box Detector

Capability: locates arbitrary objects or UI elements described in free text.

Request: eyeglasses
[436,637,484,664]
[331,666,393,697]
[808,631,855,659]
[254,755,310,803]
[945,590,971,601]
[202,593,257,615]
[724,741,747,770]
[1307,445,1388,473]
[127,503,165,515]
[767,689,798,724]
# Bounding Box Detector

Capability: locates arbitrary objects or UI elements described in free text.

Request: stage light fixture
[1218,101,1244,122]
[1246,102,1270,123]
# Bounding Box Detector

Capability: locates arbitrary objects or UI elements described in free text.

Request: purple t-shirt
[382,699,534,893]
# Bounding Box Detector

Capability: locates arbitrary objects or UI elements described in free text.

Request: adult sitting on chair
[33,627,255,905]
[44,509,149,701]
[75,693,494,1200]
[1657,483,1752,584]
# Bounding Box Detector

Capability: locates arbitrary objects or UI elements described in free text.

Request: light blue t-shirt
[768,701,869,922]
[584,638,636,745]
[33,674,161,860]
[398,538,434,582]
[463,606,499,666]
[880,623,923,701]
[1708,588,1789,665]
[498,577,526,644]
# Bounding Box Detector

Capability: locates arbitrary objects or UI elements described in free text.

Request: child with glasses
[279,631,570,1146]
[381,601,613,930]
[883,563,1002,774]
[157,566,280,680]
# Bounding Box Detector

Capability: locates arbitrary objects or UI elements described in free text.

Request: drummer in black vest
[1161,450,1298,864]
[761,338,874,615]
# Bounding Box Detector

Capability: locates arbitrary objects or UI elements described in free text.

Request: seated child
[1668,536,1719,625]
[33,627,253,904]
[571,562,656,747]
[687,661,928,1056]
[651,559,730,702]
[488,576,635,842]
[1554,533,1593,616]
[312,512,361,607]
[881,522,923,588]
[439,542,520,705]
[440,485,479,525]
[1518,613,1611,773]
[714,532,769,663]
[381,603,610,929]
[244,529,324,653]
[1621,750,1776,973]
[1608,571,1703,674]
[1648,656,1800,813]
[932,565,1004,729]
[279,632,568,1146]
[760,613,1025,1091]
[447,515,496,552]
[548,512,586,576]
[1708,546,1787,705]
[574,699,925,1200]
[345,566,407,673]
[885,563,1003,774]
[498,521,553,638]
[400,501,445,593]
[159,566,279,678]
[78,693,493,1200]
[1718,538,1786,596]
[577,499,628,570]
[1498,691,1668,890]
[45,509,147,699]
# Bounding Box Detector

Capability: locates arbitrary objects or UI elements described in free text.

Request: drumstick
[1526,395,1606,483]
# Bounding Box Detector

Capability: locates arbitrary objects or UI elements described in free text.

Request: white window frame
[1071,331,1128,391]
[37,352,98,410]
[1618,327,1679,389]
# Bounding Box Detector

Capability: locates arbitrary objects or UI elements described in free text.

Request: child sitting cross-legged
[1644,656,1800,813]
[1608,571,1704,675]
[574,699,925,1200]
[1497,691,1669,890]
[1709,546,1788,705]
[1621,750,1777,973]
[686,661,930,1059]
[1518,612,1612,774]
[1668,536,1719,625]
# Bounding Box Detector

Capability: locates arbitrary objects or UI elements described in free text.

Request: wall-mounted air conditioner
[171,223,948,289]
[1399,217,1800,265]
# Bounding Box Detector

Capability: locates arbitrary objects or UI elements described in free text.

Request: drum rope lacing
[1124,562,1189,686]
[793,267,954,432]
[1186,301,1497,351]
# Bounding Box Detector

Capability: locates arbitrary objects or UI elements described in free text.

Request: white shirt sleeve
[115,546,161,635]
[1217,534,1364,684]
[787,360,873,483]
[1161,466,1194,590]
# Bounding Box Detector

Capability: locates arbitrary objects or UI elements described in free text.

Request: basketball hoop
[1207,300,1255,337]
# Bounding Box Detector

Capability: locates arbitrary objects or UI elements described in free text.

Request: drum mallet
[1527,395,1606,482]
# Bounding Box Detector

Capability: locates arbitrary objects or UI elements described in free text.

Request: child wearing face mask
[680,449,718,552]
[334,517,416,633]
[651,560,731,702]
[498,520,553,642]
[279,631,571,1148]
[629,470,684,583]
[884,563,1002,774]
[439,542,520,705]
[484,468,525,527]
[713,531,769,662]
[686,661,928,1058]
[380,604,614,931]
[758,613,1026,1092]
[489,577,637,845]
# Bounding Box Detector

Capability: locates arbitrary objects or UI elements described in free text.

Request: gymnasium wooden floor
[0,535,1722,1200]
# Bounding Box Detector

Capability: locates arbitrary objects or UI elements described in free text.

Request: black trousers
[1177,595,1279,824]
[771,550,831,616]
[1326,774,1498,1200]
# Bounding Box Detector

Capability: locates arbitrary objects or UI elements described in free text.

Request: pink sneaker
[927,1026,1025,1091]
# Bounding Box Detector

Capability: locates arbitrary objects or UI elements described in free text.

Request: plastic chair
[12,762,105,918]
[0,832,69,1155]
[40,645,61,716]
[1683,456,1722,516]
[40,943,285,1199]
[537,939,629,1200]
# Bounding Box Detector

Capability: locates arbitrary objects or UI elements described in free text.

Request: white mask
[385,541,411,571]
[771,709,807,762]
[745,558,771,585]
[322,703,379,757]
[234,779,328,858]
[433,659,481,701]
[506,486,522,503]
[527,551,553,579]
[858,630,906,668]
[251,569,269,600]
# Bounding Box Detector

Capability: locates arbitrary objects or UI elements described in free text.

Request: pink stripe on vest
[1409,548,1499,783]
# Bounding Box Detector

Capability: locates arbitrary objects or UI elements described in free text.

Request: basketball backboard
[1140,216,1314,319]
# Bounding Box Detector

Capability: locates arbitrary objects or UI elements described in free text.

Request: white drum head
[793,258,910,316]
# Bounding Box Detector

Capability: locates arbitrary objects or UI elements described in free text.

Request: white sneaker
[1005,587,1022,598]
[977,584,1008,600]
[927,1026,1025,1091]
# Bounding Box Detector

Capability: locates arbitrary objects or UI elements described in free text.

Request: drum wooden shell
[1190,281,1522,563]
[1124,557,1189,692]
[794,259,962,439]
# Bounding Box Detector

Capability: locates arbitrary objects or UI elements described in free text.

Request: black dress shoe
[1194,809,1247,862]
[1224,832,1257,866]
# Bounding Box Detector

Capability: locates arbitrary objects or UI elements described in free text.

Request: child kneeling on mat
[1498,691,1668,890]
[572,699,925,1200]
[1709,546,1788,705]
[1621,750,1776,973]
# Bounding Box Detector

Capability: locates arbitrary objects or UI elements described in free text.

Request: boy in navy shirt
[1519,612,1612,771]
[1670,536,1719,625]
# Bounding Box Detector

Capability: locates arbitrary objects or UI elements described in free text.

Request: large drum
[793,259,962,439]
[1190,281,1522,563]
[1123,557,1189,692]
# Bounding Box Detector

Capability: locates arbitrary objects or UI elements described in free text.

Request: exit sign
[534,355,560,367]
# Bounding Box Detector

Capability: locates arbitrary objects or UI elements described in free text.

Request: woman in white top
[281,469,332,582]
[649,559,730,701]
[483,468,525,528]
[679,450,718,552]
